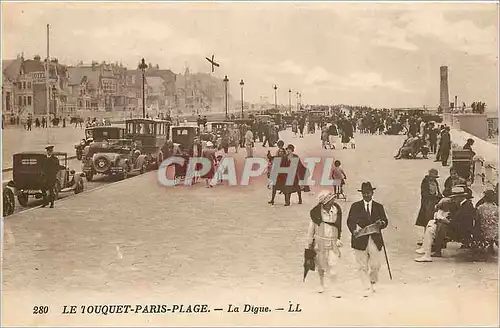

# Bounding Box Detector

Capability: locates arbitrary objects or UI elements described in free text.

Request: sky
[2,2,499,110]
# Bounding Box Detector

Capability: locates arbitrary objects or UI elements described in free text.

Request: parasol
[303,241,316,282]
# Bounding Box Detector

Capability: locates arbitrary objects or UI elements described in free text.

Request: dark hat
[286,144,295,152]
[358,182,376,193]
[427,168,439,178]
[45,145,54,151]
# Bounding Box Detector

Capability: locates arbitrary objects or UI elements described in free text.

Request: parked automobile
[171,126,201,157]
[76,126,125,160]
[82,139,148,182]
[7,151,85,207]
[125,118,171,169]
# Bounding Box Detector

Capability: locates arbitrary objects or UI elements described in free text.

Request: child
[331,160,347,197]
[350,137,356,149]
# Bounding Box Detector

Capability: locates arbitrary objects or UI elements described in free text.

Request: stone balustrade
[450,128,498,192]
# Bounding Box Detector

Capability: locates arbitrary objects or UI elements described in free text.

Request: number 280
[33,306,49,314]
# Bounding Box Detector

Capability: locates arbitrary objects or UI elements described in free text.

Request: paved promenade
[2,130,498,326]
[2,126,86,169]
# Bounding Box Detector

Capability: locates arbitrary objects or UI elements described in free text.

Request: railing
[451,128,498,191]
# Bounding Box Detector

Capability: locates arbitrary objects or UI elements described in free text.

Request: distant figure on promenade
[244,127,254,158]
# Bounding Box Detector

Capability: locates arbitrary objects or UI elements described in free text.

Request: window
[18,83,22,90]
[27,96,32,106]
[22,82,26,89]
[27,82,32,89]
[18,96,22,106]
[23,96,26,106]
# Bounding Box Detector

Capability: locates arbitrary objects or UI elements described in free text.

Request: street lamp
[288,89,291,114]
[273,85,278,110]
[138,58,148,118]
[296,92,299,111]
[223,75,229,120]
[239,79,244,118]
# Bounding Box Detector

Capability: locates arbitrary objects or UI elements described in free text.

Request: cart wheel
[17,193,29,207]
[3,187,15,216]
[86,172,93,182]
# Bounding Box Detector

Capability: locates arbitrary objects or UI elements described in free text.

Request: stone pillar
[440,66,450,113]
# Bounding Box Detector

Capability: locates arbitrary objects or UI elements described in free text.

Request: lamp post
[138,58,148,118]
[298,92,302,110]
[223,75,229,120]
[288,89,291,114]
[273,85,278,110]
[239,79,244,118]
[296,92,299,111]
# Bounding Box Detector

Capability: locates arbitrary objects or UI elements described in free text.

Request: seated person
[415,197,454,262]
[395,134,418,159]
[443,167,466,197]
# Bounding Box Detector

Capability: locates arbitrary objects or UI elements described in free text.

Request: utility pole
[288,89,291,114]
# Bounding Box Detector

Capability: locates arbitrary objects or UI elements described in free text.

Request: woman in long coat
[305,190,343,296]
[415,169,442,240]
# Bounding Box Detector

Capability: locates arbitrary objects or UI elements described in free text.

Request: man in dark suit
[41,145,60,208]
[347,182,389,297]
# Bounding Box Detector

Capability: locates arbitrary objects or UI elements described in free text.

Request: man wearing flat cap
[347,182,389,297]
[41,145,60,208]
[306,190,343,297]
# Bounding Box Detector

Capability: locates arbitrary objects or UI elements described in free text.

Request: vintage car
[282,115,295,126]
[205,121,232,133]
[125,118,171,169]
[82,139,148,181]
[76,126,125,160]
[7,151,85,207]
[171,126,201,157]
[232,119,255,126]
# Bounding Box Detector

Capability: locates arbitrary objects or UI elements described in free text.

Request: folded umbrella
[303,242,316,282]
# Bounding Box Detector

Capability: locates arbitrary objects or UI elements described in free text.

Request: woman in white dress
[306,190,343,297]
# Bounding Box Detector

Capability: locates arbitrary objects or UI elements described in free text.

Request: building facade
[2,55,68,119]
[66,61,128,114]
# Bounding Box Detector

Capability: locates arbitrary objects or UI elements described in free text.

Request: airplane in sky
[205,54,220,73]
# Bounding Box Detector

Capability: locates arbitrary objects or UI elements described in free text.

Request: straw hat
[206,141,214,147]
[317,190,336,205]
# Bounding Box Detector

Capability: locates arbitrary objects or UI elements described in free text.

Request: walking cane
[379,232,393,280]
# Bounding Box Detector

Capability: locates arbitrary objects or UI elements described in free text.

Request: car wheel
[86,172,93,182]
[17,193,29,207]
[3,188,15,216]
